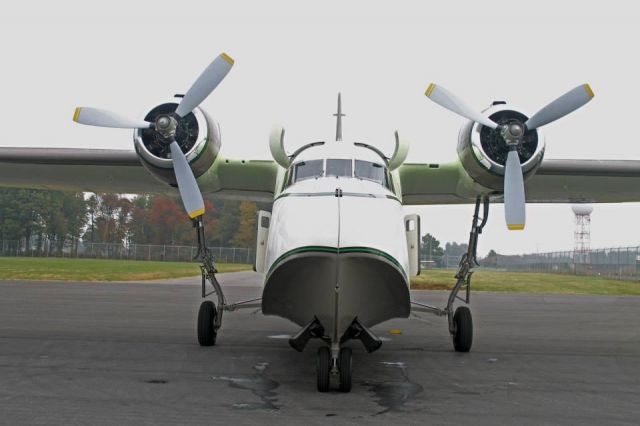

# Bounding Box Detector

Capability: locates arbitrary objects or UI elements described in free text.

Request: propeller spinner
[426,83,595,230]
[72,53,235,219]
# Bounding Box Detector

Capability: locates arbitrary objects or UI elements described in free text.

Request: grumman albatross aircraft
[2,53,640,392]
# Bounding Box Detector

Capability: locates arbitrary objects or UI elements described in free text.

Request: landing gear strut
[411,196,489,352]
[194,216,226,347]
[193,216,262,346]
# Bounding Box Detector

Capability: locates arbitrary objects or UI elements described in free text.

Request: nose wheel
[338,347,353,392]
[316,346,353,392]
[316,347,331,392]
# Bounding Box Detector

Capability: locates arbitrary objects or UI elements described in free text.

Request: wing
[399,159,640,205]
[0,147,280,201]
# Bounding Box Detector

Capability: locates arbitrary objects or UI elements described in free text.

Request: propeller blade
[72,107,151,129]
[425,83,498,129]
[175,53,234,118]
[169,141,205,219]
[525,84,594,130]
[504,150,526,230]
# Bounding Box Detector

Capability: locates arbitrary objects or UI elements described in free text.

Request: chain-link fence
[419,254,463,269]
[496,246,640,280]
[0,239,255,264]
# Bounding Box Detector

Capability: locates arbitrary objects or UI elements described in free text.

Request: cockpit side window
[326,159,352,177]
[355,160,387,186]
[293,160,323,182]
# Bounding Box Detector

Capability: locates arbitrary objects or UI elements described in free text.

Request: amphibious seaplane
[2,53,640,392]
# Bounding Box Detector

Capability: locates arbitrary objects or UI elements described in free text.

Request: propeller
[426,83,595,230]
[72,107,151,129]
[72,53,234,219]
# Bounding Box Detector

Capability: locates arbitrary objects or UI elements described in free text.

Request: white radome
[572,204,594,215]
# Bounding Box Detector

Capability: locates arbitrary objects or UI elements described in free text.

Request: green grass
[0,257,251,282]
[1,258,639,295]
[411,269,640,296]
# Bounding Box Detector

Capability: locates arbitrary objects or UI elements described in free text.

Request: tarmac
[0,271,639,425]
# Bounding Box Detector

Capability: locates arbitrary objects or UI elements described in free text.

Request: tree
[212,200,240,246]
[145,196,192,245]
[231,201,258,247]
[0,189,87,254]
[444,242,468,257]
[128,195,153,244]
[421,233,444,261]
[482,249,499,268]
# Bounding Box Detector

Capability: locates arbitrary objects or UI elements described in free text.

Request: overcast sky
[1,1,639,255]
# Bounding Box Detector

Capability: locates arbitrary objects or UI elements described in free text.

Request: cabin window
[293,160,323,182]
[326,159,352,177]
[355,160,386,185]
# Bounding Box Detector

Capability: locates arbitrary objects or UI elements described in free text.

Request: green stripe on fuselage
[266,245,407,281]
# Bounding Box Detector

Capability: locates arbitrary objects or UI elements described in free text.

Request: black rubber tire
[338,347,353,392]
[197,301,217,346]
[316,346,331,392]
[452,306,473,352]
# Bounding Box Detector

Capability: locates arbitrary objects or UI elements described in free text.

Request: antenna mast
[333,93,345,141]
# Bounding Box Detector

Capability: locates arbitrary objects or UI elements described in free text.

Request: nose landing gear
[316,345,353,392]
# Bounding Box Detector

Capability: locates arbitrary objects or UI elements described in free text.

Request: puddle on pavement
[211,362,280,410]
[363,361,423,415]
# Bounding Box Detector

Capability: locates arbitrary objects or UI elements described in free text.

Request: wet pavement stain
[363,361,423,415]
[211,362,280,410]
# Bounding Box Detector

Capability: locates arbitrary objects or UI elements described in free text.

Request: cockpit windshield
[288,158,391,189]
[326,159,353,177]
[354,160,386,185]
[293,160,323,182]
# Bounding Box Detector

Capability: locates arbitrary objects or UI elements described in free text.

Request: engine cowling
[133,96,221,186]
[457,102,545,190]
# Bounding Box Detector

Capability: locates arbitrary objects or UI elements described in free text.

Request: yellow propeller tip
[72,107,82,122]
[389,329,402,335]
[221,53,234,66]
[188,208,205,219]
[583,84,595,99]
[425,83,436,98]
[507,224,525,231]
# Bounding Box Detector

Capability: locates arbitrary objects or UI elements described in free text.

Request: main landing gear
[193,217,261,347]
[412,196,488,352]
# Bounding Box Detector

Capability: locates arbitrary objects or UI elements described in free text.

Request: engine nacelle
[133,96,221,186]
[457,103,545,190]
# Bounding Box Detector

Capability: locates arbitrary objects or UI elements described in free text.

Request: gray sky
[1,1,639,255]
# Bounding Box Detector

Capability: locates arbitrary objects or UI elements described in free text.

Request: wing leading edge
[398,159,640,205]
[0,147,280,201]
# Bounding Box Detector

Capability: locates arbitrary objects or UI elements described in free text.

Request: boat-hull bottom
[262,249,410,342]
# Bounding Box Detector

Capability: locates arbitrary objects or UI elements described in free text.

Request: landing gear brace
[411,196,489,352]
[194,216,261,346]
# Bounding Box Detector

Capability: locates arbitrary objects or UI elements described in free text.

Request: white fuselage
[260,141,412,341]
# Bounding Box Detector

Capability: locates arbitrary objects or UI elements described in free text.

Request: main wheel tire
[452,306,473,352]
[338,347,353,392]
[316,346,331,392]
[197,301,217,346]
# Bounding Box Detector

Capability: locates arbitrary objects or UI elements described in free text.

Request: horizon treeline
[0,188,266,253]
